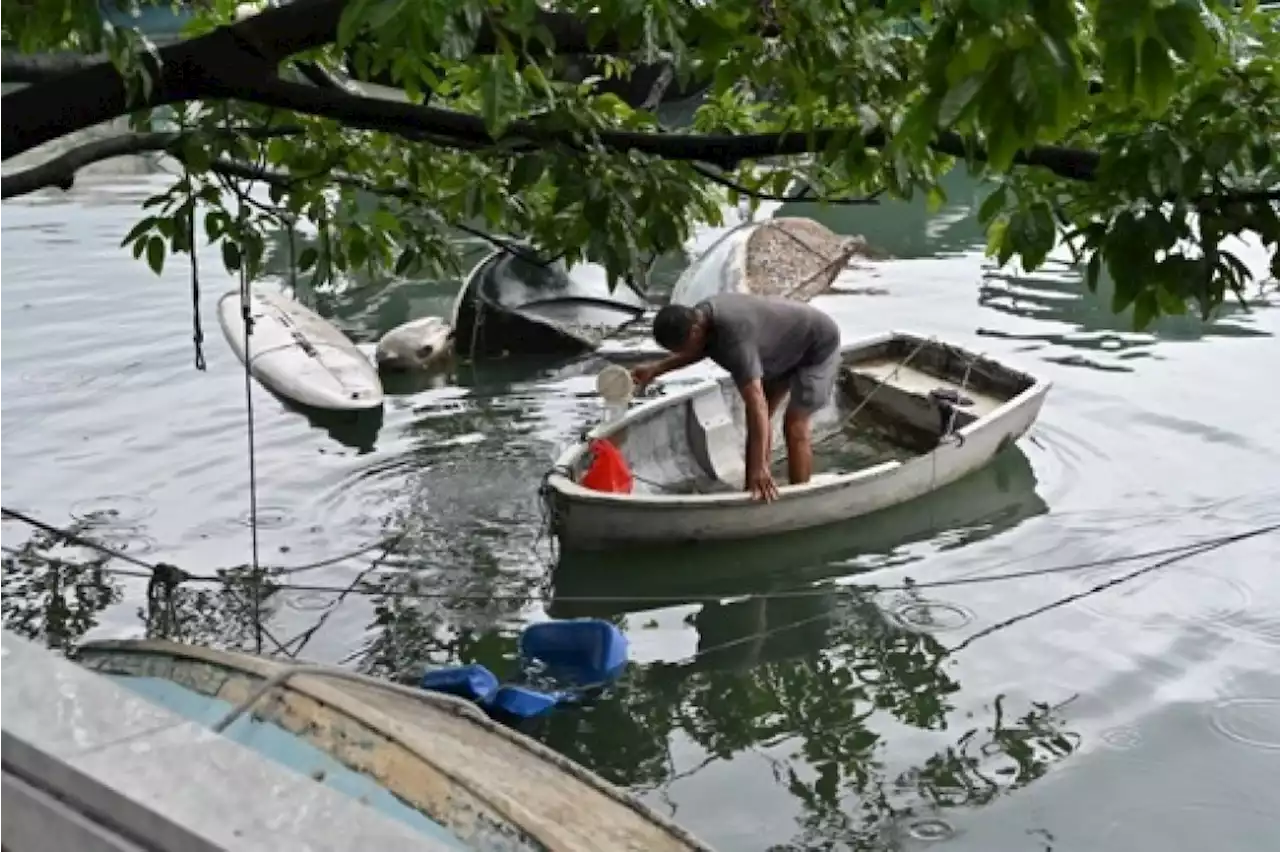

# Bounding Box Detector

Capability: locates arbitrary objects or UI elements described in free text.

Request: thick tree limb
[205,73,1105,179]
[1,127,304,200]
[1,132,177,198]
[1,49,105,84]
[0,0,1097,178]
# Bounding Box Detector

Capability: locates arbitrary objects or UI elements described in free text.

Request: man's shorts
[763,344,842,414]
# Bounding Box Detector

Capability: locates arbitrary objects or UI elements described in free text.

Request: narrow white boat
[75,639,716,852]
[669,216,872,306]
[218,288,384,411]
[544,332,1051,551]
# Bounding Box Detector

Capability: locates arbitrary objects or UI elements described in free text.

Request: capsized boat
[668,216,873,307]
[451,249,648,360]
[542,332,1051,551]
[75,639,716,852]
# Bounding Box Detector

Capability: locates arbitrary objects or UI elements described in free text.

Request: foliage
[3,0,1279,327]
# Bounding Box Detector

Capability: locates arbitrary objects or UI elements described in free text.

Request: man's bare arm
[740,379,772,474]
[651,348,706,378]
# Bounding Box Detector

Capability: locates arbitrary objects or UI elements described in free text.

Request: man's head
[652,304,706,353]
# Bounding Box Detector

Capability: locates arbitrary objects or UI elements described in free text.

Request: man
[631,293,841,503]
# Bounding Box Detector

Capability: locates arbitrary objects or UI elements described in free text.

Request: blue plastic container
[487,685,560,722]
[517,619,629,689]
[419,664,500,705]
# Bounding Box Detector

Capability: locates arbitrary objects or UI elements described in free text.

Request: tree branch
[3,0,1268,210]
[1,49,104,84]
[203,155,555,265]
[1,127,304,200]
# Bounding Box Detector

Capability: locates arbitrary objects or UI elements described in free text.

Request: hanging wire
[234,203,264,655]
[186,170,206,371]
[5,506,1276,607]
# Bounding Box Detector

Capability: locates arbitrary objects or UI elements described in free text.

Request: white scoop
[596,364,635,405]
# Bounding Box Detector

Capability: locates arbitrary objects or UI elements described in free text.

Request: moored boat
[451,250,648,360]
[542,332,1051,551]
[668,216,873,306]
[75,638,717,852]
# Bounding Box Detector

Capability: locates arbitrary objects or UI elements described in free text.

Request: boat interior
[572,335,1037,496]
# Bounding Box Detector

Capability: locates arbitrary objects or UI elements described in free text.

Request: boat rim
[545,330,1052,507]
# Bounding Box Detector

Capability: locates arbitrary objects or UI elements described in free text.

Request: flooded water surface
[3,170,1279,851]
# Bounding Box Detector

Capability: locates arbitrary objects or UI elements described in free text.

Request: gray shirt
[698,293,840,384]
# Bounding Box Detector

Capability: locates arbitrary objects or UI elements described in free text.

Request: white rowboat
[544,332,1051,551]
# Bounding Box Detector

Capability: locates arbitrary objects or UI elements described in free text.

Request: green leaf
[977,184,1008,225]
[508,156,546,194]
[222,240,242,272]
[1132,290,1158,330]
[926,184,947,213]
[1085,252,1102,293]
[1155,5,1207,65]
[145,236,165,276]
[479,58,522,138]
[968,0,1004,23]
[120,217,156,247]
[1102,39,1138,102]
[938,74,985,127]
[1138,38,1175,113]
[297,247,319,272]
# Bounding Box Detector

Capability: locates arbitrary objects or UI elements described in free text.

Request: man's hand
[631,363,660,391]
[746,465,779,503]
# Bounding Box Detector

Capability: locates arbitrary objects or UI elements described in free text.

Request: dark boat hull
[451,250,647,360]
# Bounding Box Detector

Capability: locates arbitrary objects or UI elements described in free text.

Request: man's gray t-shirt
[698,293,840,385]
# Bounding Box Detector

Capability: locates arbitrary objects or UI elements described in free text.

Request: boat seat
[687,391,746,488]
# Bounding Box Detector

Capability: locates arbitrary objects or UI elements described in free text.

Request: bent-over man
[631,293,841,502]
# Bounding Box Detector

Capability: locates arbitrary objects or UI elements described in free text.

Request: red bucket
[580,439,634,494]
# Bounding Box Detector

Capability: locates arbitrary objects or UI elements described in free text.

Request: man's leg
[782,407,814,484]
[783,347,841,485]
[763,378,790,418]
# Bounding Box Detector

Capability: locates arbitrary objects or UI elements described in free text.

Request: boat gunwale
[75,638,718,852]
[546,330,1051,508]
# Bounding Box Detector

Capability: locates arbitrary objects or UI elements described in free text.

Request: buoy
[580,438,634,494]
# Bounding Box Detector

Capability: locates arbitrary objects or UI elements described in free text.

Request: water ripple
[1209,698,1280,751]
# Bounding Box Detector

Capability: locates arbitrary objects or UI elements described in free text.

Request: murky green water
[3,167,1279,851]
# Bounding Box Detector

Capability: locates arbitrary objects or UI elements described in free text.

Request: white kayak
[217,288,384,411]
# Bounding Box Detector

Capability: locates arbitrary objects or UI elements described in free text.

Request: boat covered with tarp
[668,217,873,306]
[75,638,717,852]
[451,250,648,360]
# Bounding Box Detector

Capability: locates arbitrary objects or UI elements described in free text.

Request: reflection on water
[5,164,1280,852]
[550,446,1046,618]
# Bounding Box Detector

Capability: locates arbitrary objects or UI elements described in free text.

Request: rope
[944,521,1280,655]
[187,173,206,371]
[10,501,1280,606]
[8,505,1273,605]
[236,209,265,656]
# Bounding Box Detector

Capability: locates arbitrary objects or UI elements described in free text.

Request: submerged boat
[451,250,648,360]
[543,332,1051,551]
[75,639,715,852]
[668,217,872,307]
